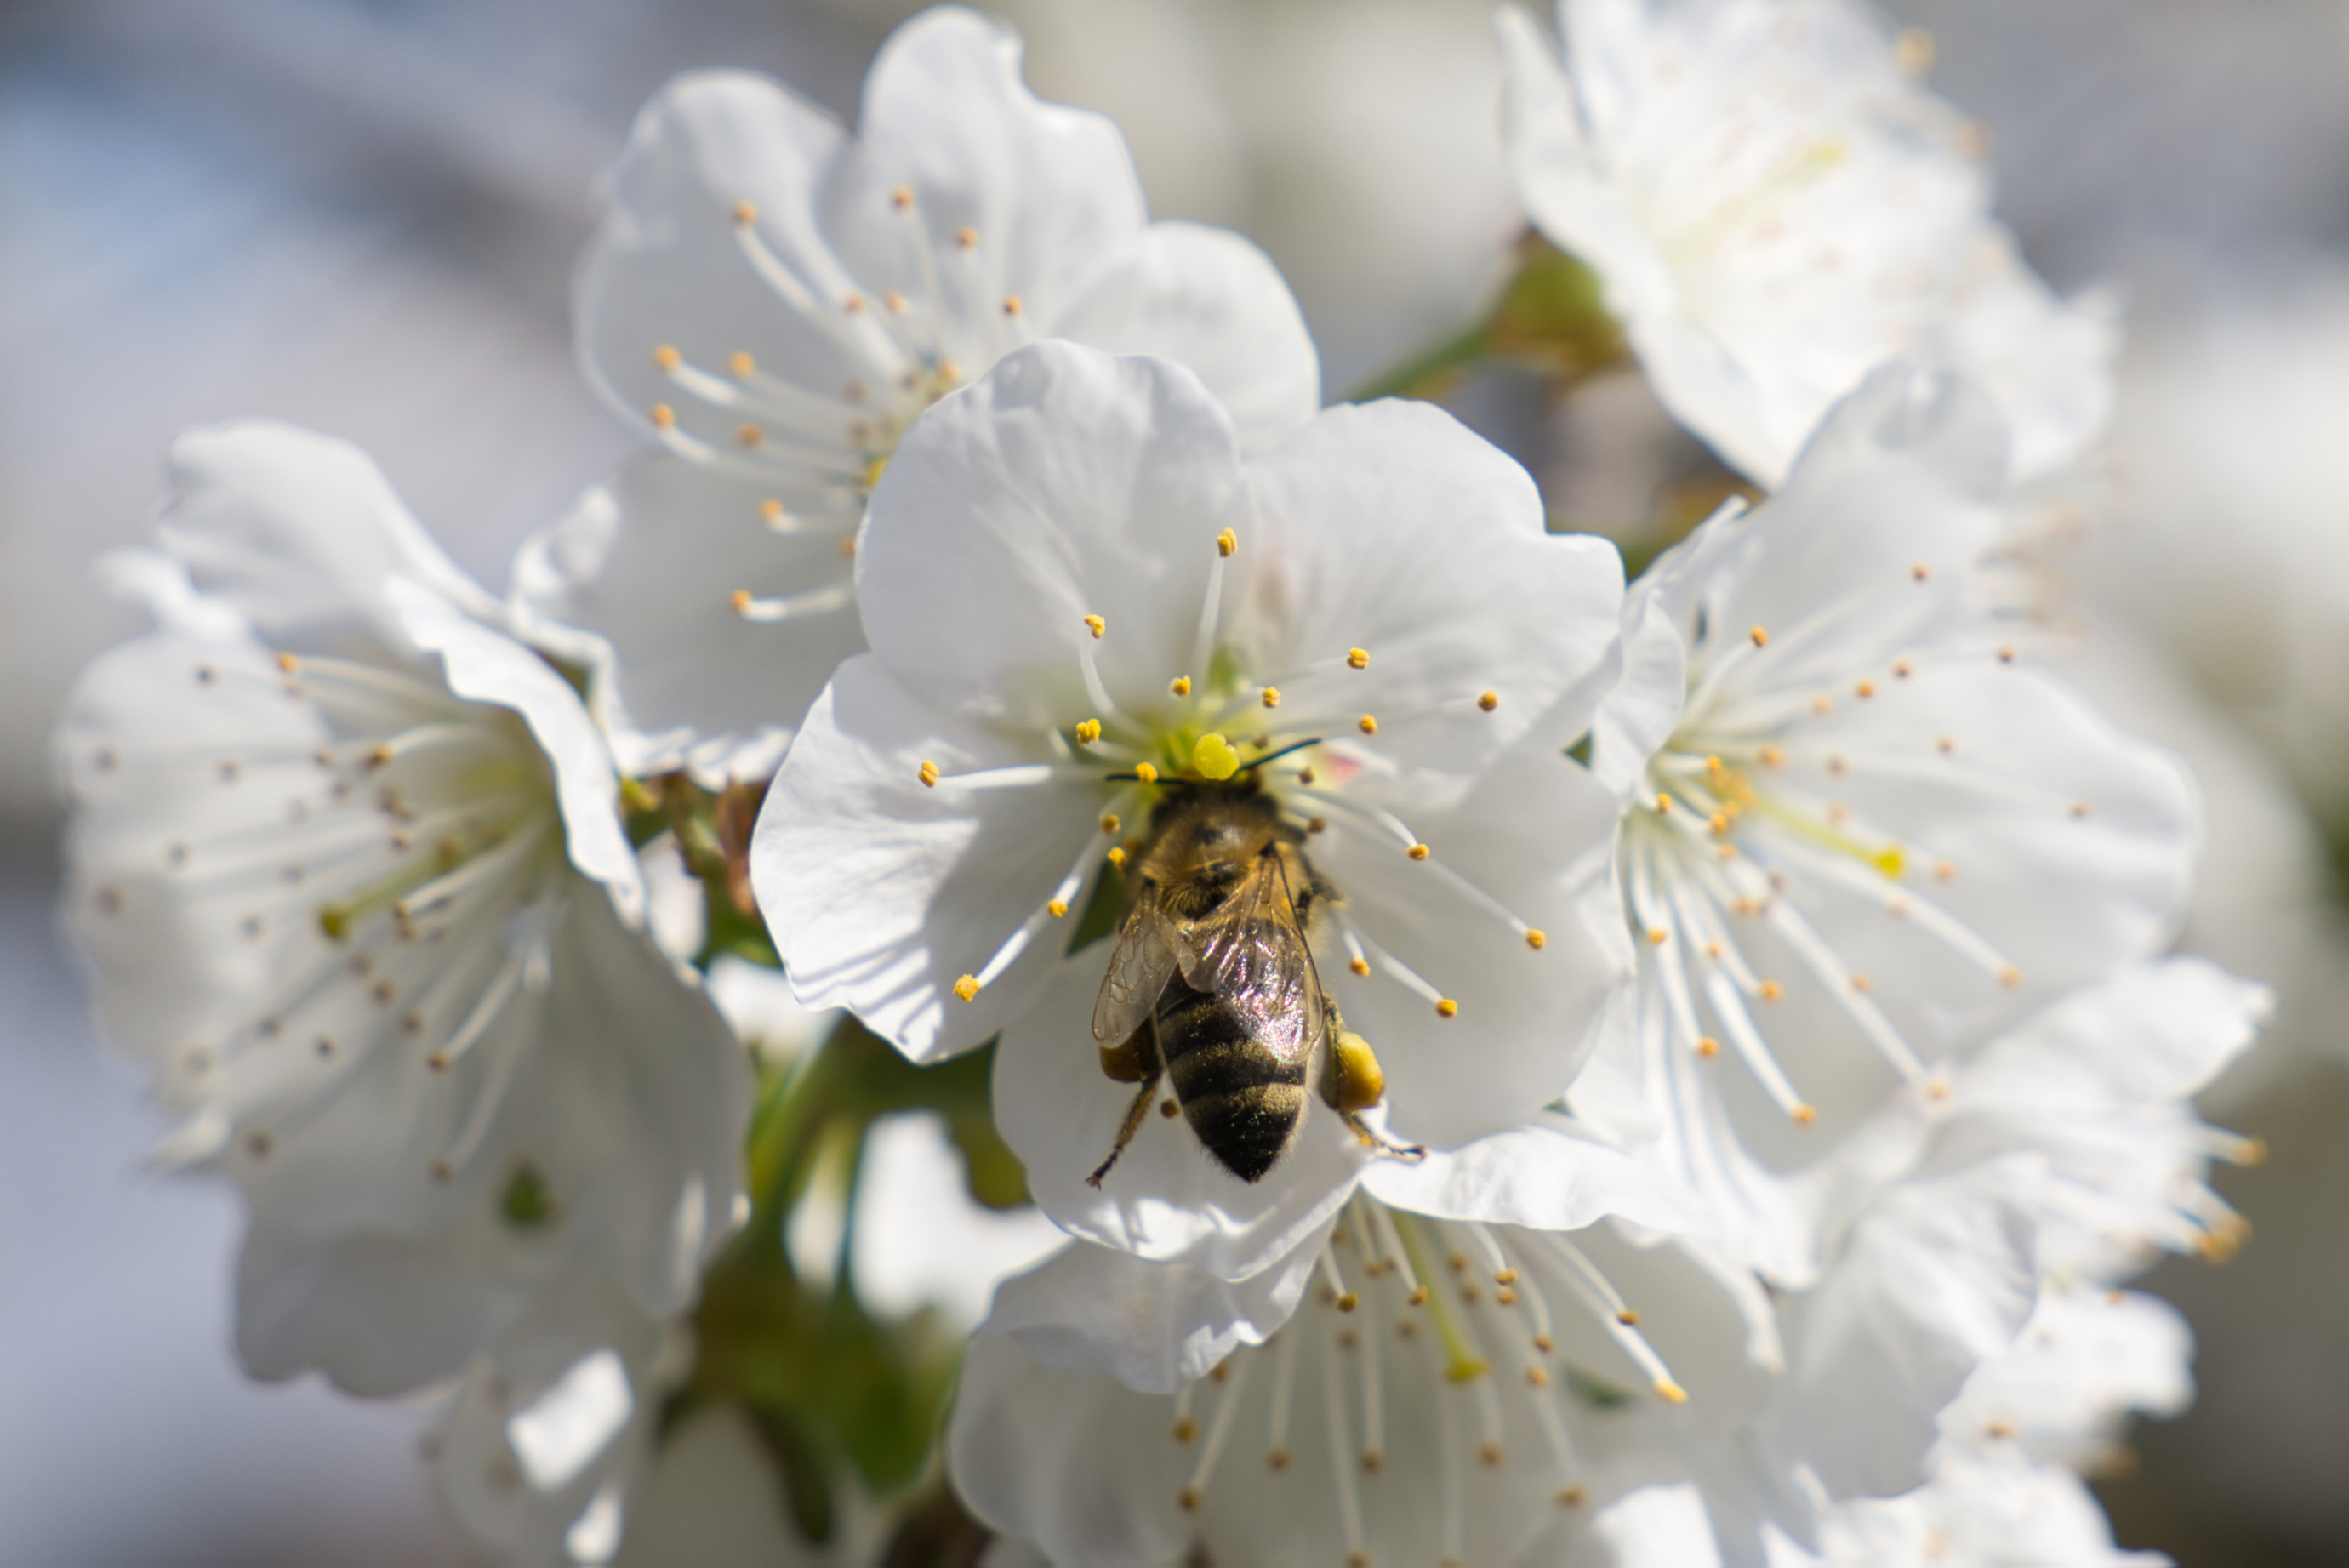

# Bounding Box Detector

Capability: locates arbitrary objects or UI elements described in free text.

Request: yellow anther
[1177,1485,1203,1513]
[1791,1103,1817,1126]
[863,456,887,491]
[1760,745,1785,767]
[1647,927,1668,946]
[1349,958,1371,977]
[1260,687,1281,709]
[1075,720,1102,745]
[1998,645,2018,664]
[1172,1417,1198,1443]
[275,652,301,674]
[1748,625,1769,647]
[650,403,676,430]
[1893,659,1913,679]
[1811,694,1833,715]
[1896,24,1935,77]
[1099,814,1120,835]
[1911,562,1931,582]
[1193,733,1241,781]
[1525,929,1546,950]
[890,184,914,210]
[953,974,981,1001]
[731,200,758,225]
[1710,813,1730,836]
[839,535,857,559]
[882,290,908,316]
[1134,763,1159,784]
[1936,736,1958,755]
[1855,680,1875,698]
[1759,979,1784,1001]
[760,498,786,524]
[917,760,939,788]
[1704,754,1724,773]
[842,293,866,315]
[1347,647,1370,670]
[1407,843,1430,861]
[737,424,765,448]
[729,351,755,379]
[730,590,754,613]
[1696,1036,1720,1058]
[955,225,978,248]
[1653,1378,1690,1405]
[1615,1309,1639,1326]
[1170,676,1191,696]
[1872,847,1905,880]
[1083,614,1105,639]
[1478,1441,1505,1468]
[1358,715,1379,735]
[1525,1366,1549,1387]
[1216,527,1237,557]
[1047,899,1069,919]
[1337,1291,1359,1313]
[938,361,962,388]
[1108,847,1127,868]
[2238,1137,2270,1167]
[1477,690,1500,712]
[1434,998,1458,1018]
[1850,973,1873,993]
[652,344,681,372]
[2070,801,2093,819]
[1998,965,2023,989]
[1933,860,1957,881]
[1002,294,1023,317]
[1406,1286,1428,1306]
[1655,792,1673,813]
[1557,1486,1587,1508]
[1308,816,1327,833]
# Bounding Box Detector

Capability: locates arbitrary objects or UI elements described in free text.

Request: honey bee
[1087,775,1418,1186]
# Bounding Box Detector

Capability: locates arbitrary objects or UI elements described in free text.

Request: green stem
[1343,320,1495,404]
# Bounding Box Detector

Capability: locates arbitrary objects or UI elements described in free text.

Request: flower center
[1153,1196,1686,1564]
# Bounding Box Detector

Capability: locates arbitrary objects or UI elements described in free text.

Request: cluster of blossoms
[55,3,2268,1565]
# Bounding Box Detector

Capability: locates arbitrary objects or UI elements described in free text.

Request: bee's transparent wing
[1093,883,1181,1043]
[1187,854,1323,1067]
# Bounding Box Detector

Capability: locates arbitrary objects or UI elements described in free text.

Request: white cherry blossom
[1497,0,2116,488]
[949,1142,2039,1568]
[54,422,750,1395]
[752,340,1631,1284]
[1575,365,2198,1284]
[516,4,1320,779]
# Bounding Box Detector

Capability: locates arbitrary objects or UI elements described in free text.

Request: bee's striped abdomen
[1157,978,1308,1183]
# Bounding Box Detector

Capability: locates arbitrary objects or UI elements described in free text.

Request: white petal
[824,9,1145,318]
[393,580,646,922]
[950,1336,1189,1568]
[978,1237,1318,1394]
[511,456,864,779]
[575,68,859,436]
[1239,396,1626,778]
[852,1111,1067,1327]
[857,342,1246,718]
[158,420,500,654]
[1362,1113,1711,1239]
[1780,1153,2043,1500]
[1051,221,1319,453]
[1313,738,1629,1148]
[753,655,1101,1061]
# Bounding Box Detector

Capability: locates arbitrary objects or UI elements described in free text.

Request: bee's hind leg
[1326,1026,1425,1163]
[1087,1074,1162,1187]
[1088,1023,1164,1188]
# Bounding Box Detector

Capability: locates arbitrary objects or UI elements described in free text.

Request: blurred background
[3,0,2347,1561]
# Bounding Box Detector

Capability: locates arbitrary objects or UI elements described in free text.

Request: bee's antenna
[1241,737,1324,773]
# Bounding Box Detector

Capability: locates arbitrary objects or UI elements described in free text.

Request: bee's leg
[1088,1022,1164,1188]
[1325,1027,1426,1163]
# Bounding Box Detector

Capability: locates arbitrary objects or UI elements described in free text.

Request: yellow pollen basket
[1191,733,1241,781]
